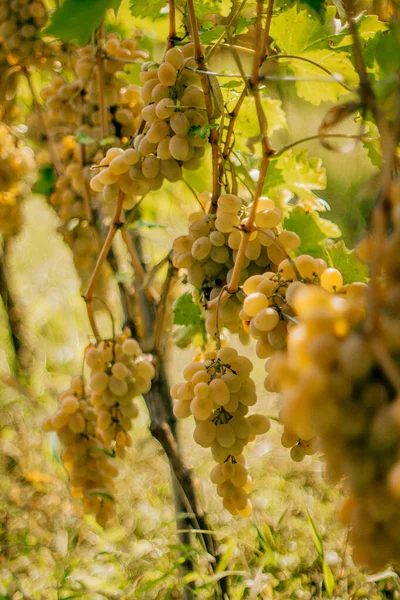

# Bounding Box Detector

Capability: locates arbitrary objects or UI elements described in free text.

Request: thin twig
[187,0,220,204]
[168,0,176,49]
[96,26,109,139]
[260,0,274,63]
[84,190,125,341]
[121,229,159,304]
[273,132,375,158]
[153,261,178,356]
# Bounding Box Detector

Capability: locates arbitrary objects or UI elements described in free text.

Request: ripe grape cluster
[172,194,301,337]
[171,346,270,515]
[86,329,155,458]
[43,375,117,525]
[0,0,56,67]
[90,43,207,200]
[0,122,35,237]
[239,254,368,459]
[37,33,147,283]
[44,329,155,523]
[266,281,400,569]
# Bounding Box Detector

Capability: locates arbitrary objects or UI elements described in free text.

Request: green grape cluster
[171,346,270,515]
[172,194,300,337]
[43,375,117,526]
[90,43,207,200]
[0,0,59,67]
[266,282,400,570]
[86,328,155,458]
[239,255,368,459]
[0,122,35,237]
[36,33,147,283]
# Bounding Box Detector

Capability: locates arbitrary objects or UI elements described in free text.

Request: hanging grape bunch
[171,346,270,515]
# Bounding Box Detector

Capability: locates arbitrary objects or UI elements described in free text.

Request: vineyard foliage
[0,0,400,598]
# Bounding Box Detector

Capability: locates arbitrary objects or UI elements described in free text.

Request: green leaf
[129,0,168,21]
[324,240,369,284]
[323,561,335,598]
[221,80,242,89]
[360,119,381,168]
[336,15,387,48]
[195,0,232,19]
[99,135,116,147]
[199,24,225,44]
[188,124,218,140]
[270,5,358,104]
[375,21,400,76]
[282,207,335,258]
[33,165,56,197]
[75,132,97,145]
[173,292,203,327]
[304,506,323,558]
[46,0,121,45]
[300,0,326,18]
[236,15,257,36]
[235,96,287,150]
[265,150,327,211]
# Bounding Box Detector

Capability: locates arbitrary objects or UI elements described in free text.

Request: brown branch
[153,261,178,356]
[223,88,247,159]
[168,0,176,49]
[260,0,274,63]
[187,0,221,205]
[83,190,125,341]
[96,27,109,139]
[226,0,274,295]
[121,229,159,304]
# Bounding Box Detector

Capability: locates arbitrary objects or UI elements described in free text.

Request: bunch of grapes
[0,0,58,67]
[90,43,207,200]
[238,253,369,459]
[0,122,35,237]
[43,376,117,525]
[172,194,301,337]
[36,33,147,283]
[171,346,270,515]
[86,329,155,458]
[266,281,400,569]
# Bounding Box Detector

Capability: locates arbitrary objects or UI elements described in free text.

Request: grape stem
[83,190,125,342]
[121,229,159,304]
[167,0,176,49]
[187,0,221,206]
[226,0,275,295]
[96,26,109,139]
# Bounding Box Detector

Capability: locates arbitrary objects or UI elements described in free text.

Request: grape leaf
[129,0,168,21]
[324,240,369,283]
[264,150,327,211]
[45,0,121,45]
[235,96,287,149]
[75,132,97,145]
[270,5,358,104]
[336,15,387,48]
[300,0,326,18]
[173,292,203,327]
[236,15,257,36]
[33,165,56,197]
[188,124,218,140]
[200,24,225,44]
[282,207,336,258]
[173,292,206,347]
[360,119,382,168]
[195,0,232,19]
